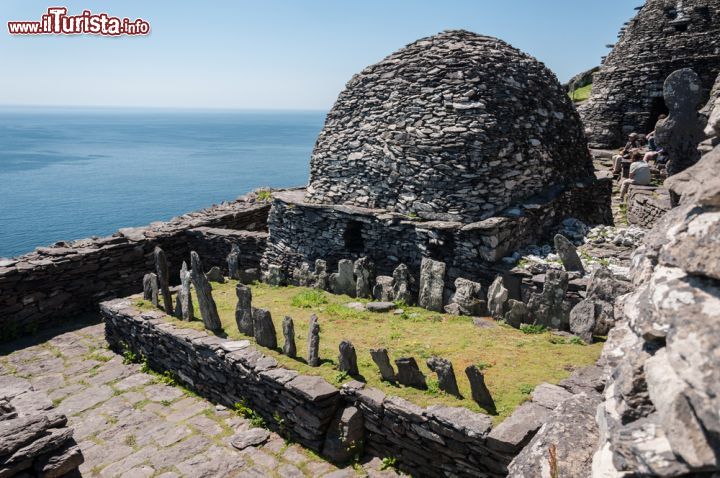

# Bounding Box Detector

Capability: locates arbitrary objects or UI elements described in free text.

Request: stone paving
[0,320,401,478]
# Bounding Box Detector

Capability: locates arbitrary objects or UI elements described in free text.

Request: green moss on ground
[137,282,602,423]
[569,83,592,102]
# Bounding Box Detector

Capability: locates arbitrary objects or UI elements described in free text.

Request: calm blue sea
[0,107,326,258]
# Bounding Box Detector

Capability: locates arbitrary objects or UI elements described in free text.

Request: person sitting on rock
[613,133,643,175]
[620,151,652,202]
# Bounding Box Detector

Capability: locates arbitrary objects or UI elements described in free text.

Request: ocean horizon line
[0,104,329,115]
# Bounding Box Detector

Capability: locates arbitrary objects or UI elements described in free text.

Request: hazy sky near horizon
[1,1,638,110]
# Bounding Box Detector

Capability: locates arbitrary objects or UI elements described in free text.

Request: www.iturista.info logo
[7,7,150,36]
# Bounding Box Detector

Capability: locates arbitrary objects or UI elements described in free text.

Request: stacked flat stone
[305,29,594,223]
[580,0,720,148]
[0,376,83,477]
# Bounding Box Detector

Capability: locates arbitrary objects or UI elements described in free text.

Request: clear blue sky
[1,1,638,110]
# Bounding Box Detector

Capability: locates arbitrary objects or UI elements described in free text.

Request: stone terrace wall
[185,227,268,271]
[101,299,550,478]
[263,178,611,293]
[0,195,270,341]
[625,185,672,229]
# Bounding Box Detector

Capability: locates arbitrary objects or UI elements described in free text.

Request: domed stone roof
[306,30,594,222]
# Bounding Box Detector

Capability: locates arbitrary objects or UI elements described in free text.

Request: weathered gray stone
[586,266,630,303]
[329,260,355,297]
[418,258,445,312]
[234,283,253,336]
[365,302,395,313]
[372,276,394,302]
[154,247,173,314]
[394,358,426,390]
[527,269,571,330]
[426,357,460,397]
[177,261,194,322]
[189,251,222,332]
[205,266,225,283]
[252,308,277,349]
[338,341,358,376]
[504,299,529,329]
[569,299,596,343]
[369,348,395,382]
[487,402,549,453]
[265,264,284,286]
[143,273,159,308]
[465,365,495,412]
[353,257,374,299]
[227,244,241,280]
[292,262,312,287]
[322,406,364,464]
[447,278,486,316]
[312,259,329,290]
[554,234,585,274]
[656,68,707,176]
[392,264,413,304]
[282,316,296,358]
[487,276,508,320]
[531,383,573,410]
[230,428,270,450]
[307,314,321,367]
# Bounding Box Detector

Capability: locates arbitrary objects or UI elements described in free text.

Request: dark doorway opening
[343,221,365,253]
[646,97,669,132]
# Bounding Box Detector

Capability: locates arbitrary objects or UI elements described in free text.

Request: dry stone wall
[0,195,270,341]
[580,0,720,148]
[625,185,672,228]
[306,30,595,222]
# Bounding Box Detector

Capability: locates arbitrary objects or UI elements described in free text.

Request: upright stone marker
[338,340,359,376]
[373,276,394,302]
[392,264,413,304]
[307,314,321,367]
[253,308,277,349]
[227,244,241,280]
[190,251,222,332]
[330,259,355,297]
[265,264,284,286]
[487,276,509,319]
[282,316,296,358]
[143,273,159,307]
[353,257,374,299]
[395,357,427,389]
[234,283,253,336]
[427,357,461,397]
[528,269,571,330]
[312,259,329,290]
[179,261,194,321]
[370,348,396,382]
[466,365,496,412]
[292,262,312,287]
[154,247,173,315]
[554,234,585,274]
[418,258,445,312]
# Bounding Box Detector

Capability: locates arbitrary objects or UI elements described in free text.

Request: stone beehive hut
[580,0,720,149]
[306,30,595,223]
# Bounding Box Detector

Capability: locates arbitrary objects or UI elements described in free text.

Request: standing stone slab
[395,357,427,389]
[527,270,571,330]
[265,264,284,286]
[175,261,194,322]
[353,257,375,299]
[143,273,159,307]
[282,316,296,358]
[392,264,413,304]
[656,68,707,176]
[312,259,329,290]
[292,262,312,287]
[190,251,222,332]
[307,314,321,367]
[466,365,496,413]
[330,259,356,297]
[554,234,585,274]
[418,258,445,312]
[235,283,253,336]
[253,308,277,349]
[372,276,394,302]
[370,348,396,382]
[569,300,596,344]
[338,341,359,376]
[448,278,486,316]
[154,247,173,315]
[427,357,460,397]
[487,276,509,320]
[504,299,529,329]
[227,244,241,280]
[206,266,225,283]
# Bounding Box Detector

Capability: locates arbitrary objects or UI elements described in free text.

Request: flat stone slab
[366,302,396,313]
[230,428,271,450]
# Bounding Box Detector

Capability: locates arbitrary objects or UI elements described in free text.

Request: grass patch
[140,282,602,423]
[291,289,328,308]
[569,83,592,102]
[520,324,547,335]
